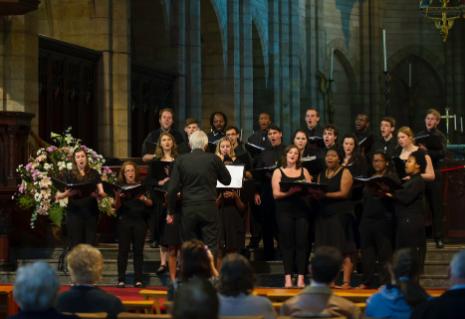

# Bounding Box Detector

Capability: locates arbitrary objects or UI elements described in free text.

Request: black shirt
[372,135,398,160]
[117,186,150,220]
[167,149,231,212]
[57,285,124,319]
[393,174,425,216]
[416,127,447,169]
[247,129,272,152]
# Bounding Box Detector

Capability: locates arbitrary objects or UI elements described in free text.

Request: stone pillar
[241,0,253,134]
[268,0,281,127]
[289,0,302,134]
[173,0,187,127]
[0,13,38,125]
[187,0,202,121]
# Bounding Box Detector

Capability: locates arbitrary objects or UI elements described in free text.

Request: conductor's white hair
[451,249,465,279]
[189,130,208,150]
[13,261,59,311]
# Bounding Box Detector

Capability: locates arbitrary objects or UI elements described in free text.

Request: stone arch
[206,0,228,66]
[201,0,232,129]
[329,47,358,136]
[389,54,445,131]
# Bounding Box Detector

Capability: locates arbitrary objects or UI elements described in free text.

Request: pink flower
[47,145,57,153]
[25,162,32,172]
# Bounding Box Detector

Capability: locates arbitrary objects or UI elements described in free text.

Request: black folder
[103,182,146,198]
[52,177,97,196]
[392,157,407,179]
[251,165,277,181]
[354,175,402,192]
[414,134,443,150]
[279,180,328,192]
[358,135,374,149]
[245,142,266,157]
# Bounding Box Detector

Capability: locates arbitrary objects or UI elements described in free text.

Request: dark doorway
[39,36,100,150]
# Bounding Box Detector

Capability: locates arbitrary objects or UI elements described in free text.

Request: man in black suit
[372,116,398,160]
[247,112,272,151]
[411,249,465,319]
[167,130,231,253]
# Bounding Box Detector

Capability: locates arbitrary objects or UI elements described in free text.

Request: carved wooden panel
[39,37,100,150]
[443,161,465,238]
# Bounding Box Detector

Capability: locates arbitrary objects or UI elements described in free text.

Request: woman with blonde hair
[215,137,247,266]
[150,132,182,282]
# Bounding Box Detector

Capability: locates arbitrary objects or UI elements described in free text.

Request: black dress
[150,159,182,247]
[64,169,100,248]
[316,168,355,255]
[275,168,310,275]
[116,187,150,283]
[217,159,247,252]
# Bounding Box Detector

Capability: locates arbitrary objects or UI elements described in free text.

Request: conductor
[166,130,231,253]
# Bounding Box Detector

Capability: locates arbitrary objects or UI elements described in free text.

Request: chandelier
[419,0,465,42]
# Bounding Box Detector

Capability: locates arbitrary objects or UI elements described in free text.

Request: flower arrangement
[15,128,117,228]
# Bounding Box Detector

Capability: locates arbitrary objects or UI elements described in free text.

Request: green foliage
[17,195,35,210]
[48,204,64,227]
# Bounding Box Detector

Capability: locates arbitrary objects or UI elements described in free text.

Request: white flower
[39,177,52,189]
[58,197,68,207]
[34,192,42,201]
[66,162,73,170]
[65,134,73,145]
[58,161,66,170]
[43,163,52,171]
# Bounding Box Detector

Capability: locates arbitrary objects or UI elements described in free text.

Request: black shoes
[435,239,444,249]
[156,264,168,275]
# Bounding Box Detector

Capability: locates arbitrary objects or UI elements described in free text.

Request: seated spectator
[172,277,218,319]
[365,248,430,319]
[168,239,219,299]
[56,244,124,319]
[10,261,78,319]
[218,253,276,319]
[281,246,361,319]
[411,249,465,319]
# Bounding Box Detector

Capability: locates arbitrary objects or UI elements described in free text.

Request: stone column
[268,0,281,127]
[240,0,253,134]
[186,0,202,121]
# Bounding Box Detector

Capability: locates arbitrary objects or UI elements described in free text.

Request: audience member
[172,277,219,319]
[411,249,465,319]
[281,246,361,319]
[56,244,124,319]
[10,261,78,319]
[218,254,276,319]
[365,248,429,319]
[168,239,219,299]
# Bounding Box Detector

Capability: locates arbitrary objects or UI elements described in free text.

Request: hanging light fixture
[419,0,464,42]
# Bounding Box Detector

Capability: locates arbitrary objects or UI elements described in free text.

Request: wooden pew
[122,300,155,314]
[138,289,168,314]
[72,313,107,319]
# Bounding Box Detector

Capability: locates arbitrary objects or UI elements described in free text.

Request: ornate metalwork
[419,0,465,42]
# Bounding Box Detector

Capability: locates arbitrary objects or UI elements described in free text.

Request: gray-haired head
[450,249,465,281]
[13,261,59,312]
[189,130,208,151]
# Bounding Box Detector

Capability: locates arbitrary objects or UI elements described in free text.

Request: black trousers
[66,210,98,248]
[360,219,393,286]
[249,203,263,247]
[181,202,219,254]
[117,218,147,282]
[276,209,309,275]
[396,212,426,270]
[260,187,278,260]
[425,171,443,239]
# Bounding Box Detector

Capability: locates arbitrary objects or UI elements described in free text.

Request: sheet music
[217,165,245,188]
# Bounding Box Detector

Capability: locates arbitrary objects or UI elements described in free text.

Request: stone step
[10,244,161,260]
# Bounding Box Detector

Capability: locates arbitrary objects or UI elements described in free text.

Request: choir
[58,107,447,288]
